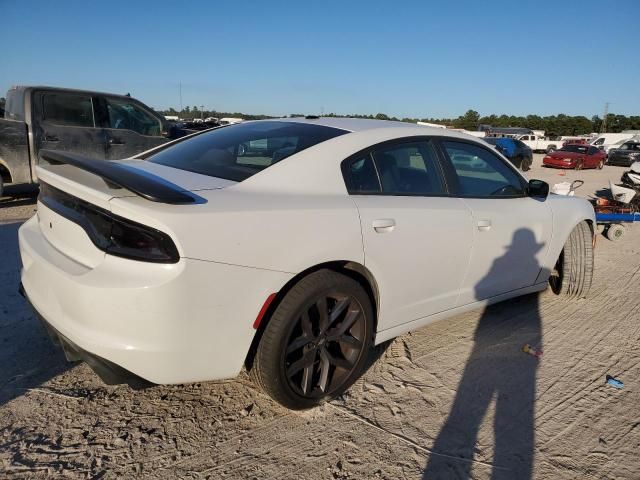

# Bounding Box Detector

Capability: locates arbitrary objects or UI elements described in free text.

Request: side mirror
[528,179,549,198]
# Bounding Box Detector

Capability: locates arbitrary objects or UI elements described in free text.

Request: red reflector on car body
[253,293,277,329]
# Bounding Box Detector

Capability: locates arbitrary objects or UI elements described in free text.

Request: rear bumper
[20,283,151,388]
[19,215,293,384]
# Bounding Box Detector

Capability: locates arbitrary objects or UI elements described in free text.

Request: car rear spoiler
[39,149,196,204]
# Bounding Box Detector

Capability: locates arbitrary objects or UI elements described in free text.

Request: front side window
[42,93,94,127]
[104,97,161,136]
[593,137,604,145]
[442,141,525,197]
[148,121,347,182]
[371,141,445,195]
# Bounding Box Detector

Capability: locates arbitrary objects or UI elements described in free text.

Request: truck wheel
[606,224,625,242]
[546,146,556,154]
[250,269,374,409]
[549,221,593,299]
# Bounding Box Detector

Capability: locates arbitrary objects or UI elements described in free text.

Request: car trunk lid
[34,150,236,267]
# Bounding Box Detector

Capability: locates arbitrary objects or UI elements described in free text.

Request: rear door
[344,138,474,331]
[31,90,107,162]
[96,95,169,159]
[438,139,552,304]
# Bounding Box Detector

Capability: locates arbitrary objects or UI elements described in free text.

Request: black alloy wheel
[284,293,366,397]
[250,269,374,409]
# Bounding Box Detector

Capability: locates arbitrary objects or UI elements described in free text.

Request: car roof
[269,116,444,134]
[8,85,139,102]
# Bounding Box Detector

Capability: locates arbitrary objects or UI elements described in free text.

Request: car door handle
[477,219,492,231]
[107,137,125,146]
[44,134,59,142]
[372,218,395,233]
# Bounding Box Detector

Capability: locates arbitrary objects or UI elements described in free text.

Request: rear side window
[342,154,380,193]
[372,141,445,195]
[42,93,94,127]
[442,141,525,197]
[148,121,347,182]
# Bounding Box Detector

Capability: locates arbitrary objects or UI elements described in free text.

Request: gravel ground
[1,155,639,479]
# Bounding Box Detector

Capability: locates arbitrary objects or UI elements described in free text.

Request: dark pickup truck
[0,86,186,197]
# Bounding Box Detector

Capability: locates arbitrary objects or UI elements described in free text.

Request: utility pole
[600,102,609,134]
[179,82,183,117]
[201,105,204,120]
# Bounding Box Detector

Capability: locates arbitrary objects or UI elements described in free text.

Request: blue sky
[2,0,638,119]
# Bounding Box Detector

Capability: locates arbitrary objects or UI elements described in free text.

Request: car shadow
[423,229,547,480]
[0,221,70,406]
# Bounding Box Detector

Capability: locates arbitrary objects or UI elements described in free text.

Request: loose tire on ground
[250,269,374,409]
[606,224,625,242]
[549,221,593,299]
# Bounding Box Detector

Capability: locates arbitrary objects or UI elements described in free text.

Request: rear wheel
[250,269,374,409]
[546,146,556,154]
[549,221,593,299]
[575,160,584,170]
[597,159,604,170]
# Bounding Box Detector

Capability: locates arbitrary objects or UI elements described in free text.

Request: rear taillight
[39,183,180,263]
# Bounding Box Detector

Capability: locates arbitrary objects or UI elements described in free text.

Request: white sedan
[19,118,595,409]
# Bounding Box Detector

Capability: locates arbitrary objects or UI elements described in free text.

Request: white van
[591,133,636,154]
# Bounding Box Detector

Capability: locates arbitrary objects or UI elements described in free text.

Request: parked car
[543,144,606,170]
[19,118,595,409]
[607,141,640,167]
[514,133,563,153]
[0,86,190,197]
[484,137,533,171]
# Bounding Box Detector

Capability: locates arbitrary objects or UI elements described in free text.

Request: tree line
[156,104,640,137]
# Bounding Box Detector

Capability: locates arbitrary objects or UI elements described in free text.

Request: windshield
[560,145,588,154]
[147,121,347,181]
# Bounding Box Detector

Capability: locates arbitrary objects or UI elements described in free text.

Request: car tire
[549,221,593,299]
[606,224,625,242]
[575,160,584,170]
[522,157,532,172]
[0,176,3,198]
[250,269,374,410]
[597,159,604,170]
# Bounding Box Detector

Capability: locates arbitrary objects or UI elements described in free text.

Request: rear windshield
[147,121,348,181]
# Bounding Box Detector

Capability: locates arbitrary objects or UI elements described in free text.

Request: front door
[343,139,474,331]
[438,139,552,305]
[32,90,107,163]
[96,96,169,160]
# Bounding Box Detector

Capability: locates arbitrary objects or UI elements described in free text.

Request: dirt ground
[1,155,639,479]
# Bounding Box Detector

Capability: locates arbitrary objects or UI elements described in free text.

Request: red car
[543,144,606,170]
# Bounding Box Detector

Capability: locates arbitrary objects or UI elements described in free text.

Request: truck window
[104,97,161,136]
[42,93,94,127]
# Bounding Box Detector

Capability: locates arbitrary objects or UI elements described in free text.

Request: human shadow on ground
[423,229,547,480]
[0,221,70,406]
